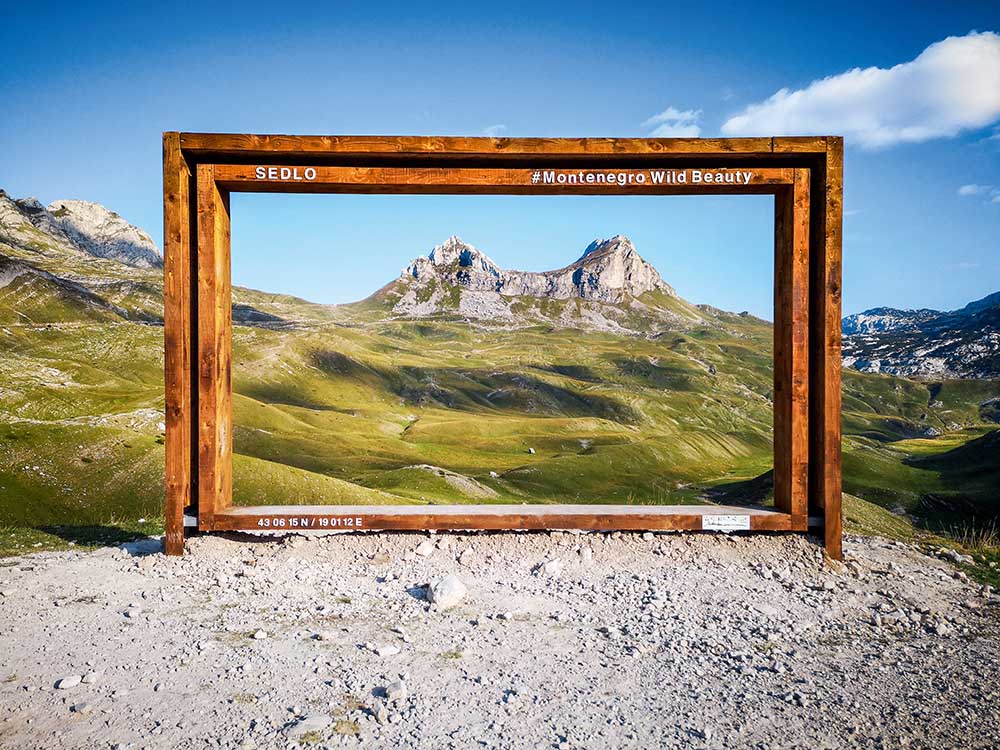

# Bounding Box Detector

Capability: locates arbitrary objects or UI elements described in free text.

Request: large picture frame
[162,133,843,558]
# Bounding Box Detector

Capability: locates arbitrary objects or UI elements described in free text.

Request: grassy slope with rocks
[1,204,998,559]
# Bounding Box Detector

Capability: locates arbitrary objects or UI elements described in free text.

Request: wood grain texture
[162,133,192,556]
[772,170,811,524]
[196,165,232,527]
[822,139,844,559]
[805,139,844,560]
[771,136,831,154]
[207,504,804,533]
[211,164,795,195]
[180,134,779,160]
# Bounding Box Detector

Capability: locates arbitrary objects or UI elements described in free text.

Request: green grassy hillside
[1,225,998,556]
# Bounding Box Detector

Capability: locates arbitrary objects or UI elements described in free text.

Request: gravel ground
[0,530,998,750]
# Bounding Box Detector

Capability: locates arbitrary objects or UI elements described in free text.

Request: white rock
[580,547,593,562]
[252,630,268,640]
[537,558,564,577]
[385,680,408,703]
[81,671,101,685]
[428,575,468,609]
[375,644,401,657]
[288,714,332,738]
[56,675,82,690]
[415,540,435,557]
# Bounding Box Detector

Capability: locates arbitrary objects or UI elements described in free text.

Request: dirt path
[0,530,997,749]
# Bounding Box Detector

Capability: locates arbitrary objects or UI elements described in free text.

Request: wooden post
[196,165,233,527]
[773,169,810,526]
[816,140,844,560]
[162,133,193,556]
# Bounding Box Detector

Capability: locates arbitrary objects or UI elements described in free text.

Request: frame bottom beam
[203,504,808,533]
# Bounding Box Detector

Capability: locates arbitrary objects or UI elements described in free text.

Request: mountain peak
[405,235,502,282]
[395,234,676,315]
[427,236,499,270]
[577,234,635,262]
[566,234,673,300]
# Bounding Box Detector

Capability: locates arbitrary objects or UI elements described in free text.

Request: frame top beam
[174,133,839,162]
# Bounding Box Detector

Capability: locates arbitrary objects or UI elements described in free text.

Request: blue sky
[2,1,998,317]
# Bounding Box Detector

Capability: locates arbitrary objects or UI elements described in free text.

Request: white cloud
[641,107,702,137]
[482,124,507,137]
[721,31,1000,149]
[957,183,1000,204]
[958,184,991,196]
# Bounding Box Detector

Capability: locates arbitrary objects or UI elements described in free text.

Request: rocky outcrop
[403,235,674,303]
[45,199,162,269]
[842,293,1000,379]
[842,307,942,335]
[0,190,162,269]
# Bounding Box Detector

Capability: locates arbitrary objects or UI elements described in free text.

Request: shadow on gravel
[36,524,152,551]
[404,585,429,602]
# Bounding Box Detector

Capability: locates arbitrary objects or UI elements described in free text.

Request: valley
[0,189,998,556]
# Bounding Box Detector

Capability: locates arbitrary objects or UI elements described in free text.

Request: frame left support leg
[163,133,193,556]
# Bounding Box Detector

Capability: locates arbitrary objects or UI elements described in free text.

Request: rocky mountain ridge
[403,235,675,303]
[3,187,998,379]
[0,190,162,269]
[381,234,699,331]
[842,293,1000,379]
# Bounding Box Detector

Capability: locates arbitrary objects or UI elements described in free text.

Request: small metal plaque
[702,514,751,532]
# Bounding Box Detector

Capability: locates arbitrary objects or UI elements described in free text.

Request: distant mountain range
[842,293,1000,380]
[1,188,997,379]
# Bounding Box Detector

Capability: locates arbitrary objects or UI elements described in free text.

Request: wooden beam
[207,504,804,533]
[196,165,232,527]
[819,139,844,559]
[210,164,795,195]
[162,133,192,556]
[772,170,810,524]
[772,136,831,154]
[179,134,780,160]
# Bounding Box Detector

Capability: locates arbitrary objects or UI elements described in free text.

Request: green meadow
[0,298,996,534]
[0,238,997,555]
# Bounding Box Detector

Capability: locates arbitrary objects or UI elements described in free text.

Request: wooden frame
[163,134,843,559]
